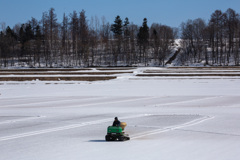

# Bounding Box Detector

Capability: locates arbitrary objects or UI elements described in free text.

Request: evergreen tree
[123,17,130,38]
[138,18,149,45]
[137,18,149,65]
[111,15,122,38]
[123,17,130,64]
[25,23,34,41]
[111,15,123,65]
[19,24,25,56]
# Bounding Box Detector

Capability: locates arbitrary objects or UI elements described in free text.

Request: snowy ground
[0,67,240,160]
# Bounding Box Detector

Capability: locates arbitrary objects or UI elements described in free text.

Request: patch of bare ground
[144,70,240,73]
[167,66,240,70]
[0,71,133,75]
[136,73,240,77]
[96,68,136,70]
[0,68,134,81]
[0,76,116,81]
[140,67,240,76]
[129,78,240,80]
[0,68,92,72]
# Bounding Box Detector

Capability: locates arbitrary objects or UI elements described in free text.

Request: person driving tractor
[106,117,130,141]
[112,117,120,126]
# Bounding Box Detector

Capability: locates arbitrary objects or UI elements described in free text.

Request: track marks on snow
[0,116,45,125]
[176,129,240,137]
[0,96,158,108]
[0,96,106,108]
[148,96,223,107]
[0,114,215,142]
[0,114,151,142]
[57,96,158,109]
[131,115,214,139]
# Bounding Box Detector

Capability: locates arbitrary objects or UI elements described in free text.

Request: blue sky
[0,0,240,28]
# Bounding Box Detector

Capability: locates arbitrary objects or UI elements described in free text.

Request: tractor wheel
[118,136,124,141]
[125,137,130,140]
[105,135,111,141]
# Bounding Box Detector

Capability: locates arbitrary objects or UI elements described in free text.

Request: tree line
[0,8,239,68]
[180,8,240,66]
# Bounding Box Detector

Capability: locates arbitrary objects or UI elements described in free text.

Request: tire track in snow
[150,96,223,107]
[0,114,151,142]
[0,96,158,108]
[131,115,214,139]
[50,96,158,109]
[0,96,108,108]
[176,129,240,137]
[0,116,46,125]
[0,96,99,103]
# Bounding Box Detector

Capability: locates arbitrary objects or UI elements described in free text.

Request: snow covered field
[0,67,240,160]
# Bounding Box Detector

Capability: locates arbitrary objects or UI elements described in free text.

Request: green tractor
[105,122,130,141]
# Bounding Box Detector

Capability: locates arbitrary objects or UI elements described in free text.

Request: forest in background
[0,8,239,68]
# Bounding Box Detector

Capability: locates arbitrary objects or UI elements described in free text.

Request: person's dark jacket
[112,119,120,127]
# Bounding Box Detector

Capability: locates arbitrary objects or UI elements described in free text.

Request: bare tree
[79,10,89,66]
[0,22,6,32]
[48,8,59,67]
[41,11,50,66]
[226,8,239,63]
[193,18,207,63]
[61,13,69,66]
[181,19,206,65]
[69,11,79,66]
[129,23,138,65]
[209,10,224,64]
[2,7,240,68]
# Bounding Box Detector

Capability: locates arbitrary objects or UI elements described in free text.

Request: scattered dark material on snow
[0,76,117,81]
